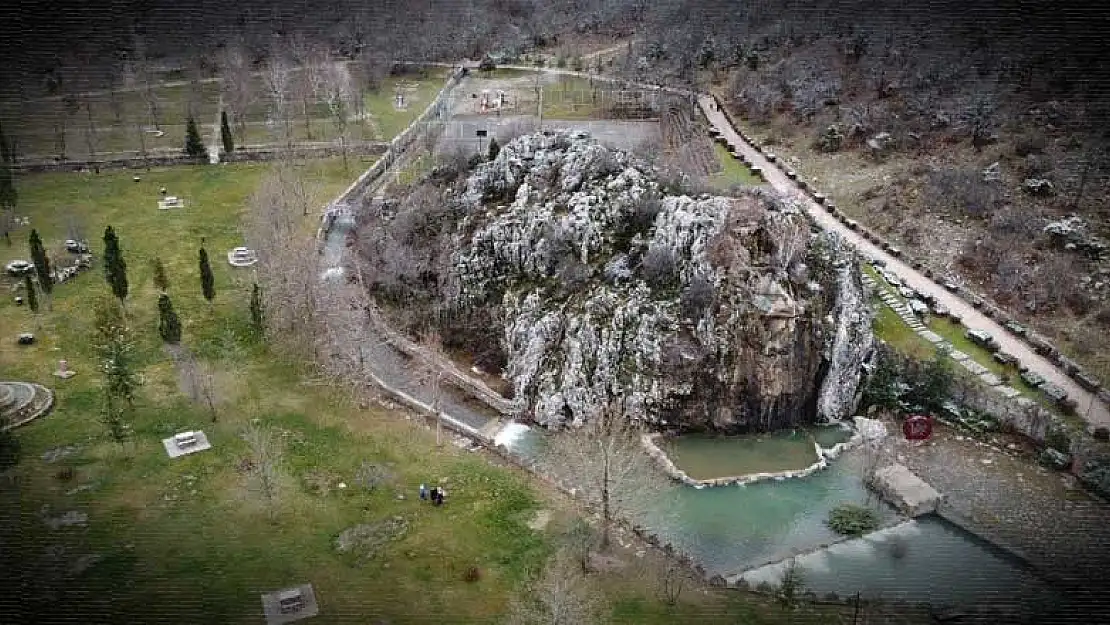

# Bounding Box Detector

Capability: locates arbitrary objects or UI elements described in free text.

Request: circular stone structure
[0,381,54,430]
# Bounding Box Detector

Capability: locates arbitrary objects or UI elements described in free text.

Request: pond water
[657,430,819,480]
[495,421,1064,612]
[739,515,1062,614]
[497,422,895,574]
[657,425,853,480]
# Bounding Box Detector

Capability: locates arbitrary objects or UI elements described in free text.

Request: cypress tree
[0,122,15,216]
[249,282,264,338]
[487,136,501,161]
[198,246,215,302]
[23,274,37,313]
[220,110,234,154]
[184,116,208,160]
[28,229,53,296]
[151,256,169,292]
[102,225,129,302]
[157,293,182,343]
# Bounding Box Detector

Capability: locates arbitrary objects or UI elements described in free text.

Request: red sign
[903,415,933,441]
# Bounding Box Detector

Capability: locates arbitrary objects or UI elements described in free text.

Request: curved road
[697,95,1110,430]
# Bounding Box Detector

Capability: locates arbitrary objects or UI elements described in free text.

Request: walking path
[697,95,1110,430]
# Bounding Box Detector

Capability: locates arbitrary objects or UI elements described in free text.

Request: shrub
[640,246,679,291]
[680,276,716,319]
[0,429,21,470]
[923,167,999,218]
[1014,132,1047,157]
[463,566,482,582]
[827,503,880,536]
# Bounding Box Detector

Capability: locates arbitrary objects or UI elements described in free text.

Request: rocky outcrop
[446,131,872,431]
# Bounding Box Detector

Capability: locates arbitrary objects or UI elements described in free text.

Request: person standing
[419,483,427,501]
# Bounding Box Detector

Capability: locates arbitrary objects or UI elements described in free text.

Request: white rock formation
[445,131,873,430]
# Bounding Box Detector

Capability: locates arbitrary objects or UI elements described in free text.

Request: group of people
[419,483,447,506]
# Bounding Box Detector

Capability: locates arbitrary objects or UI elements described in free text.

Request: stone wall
[13,142,389,174]
[642,431,864,488]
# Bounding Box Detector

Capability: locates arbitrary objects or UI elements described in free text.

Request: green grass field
[863,266,1072,416]
[1,163,871,624]
[709,142,763,189]
[0,68,449,160]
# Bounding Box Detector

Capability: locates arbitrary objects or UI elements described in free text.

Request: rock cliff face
[446,131,872,432]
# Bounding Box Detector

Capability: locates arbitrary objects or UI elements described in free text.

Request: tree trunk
[600,451,611,551]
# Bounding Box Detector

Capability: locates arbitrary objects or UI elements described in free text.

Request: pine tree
[102,225,129,302]
[487,136,501,161]
[249,282,264,338]
[28,229,53,297]
[157,293,182,343]
[0,123,16,243]
[184,116,208,160]
[0,163,15,211]
[151,256,169,292]
[198,246,215,302]
[220,110,234,154]
[23,274,37,313]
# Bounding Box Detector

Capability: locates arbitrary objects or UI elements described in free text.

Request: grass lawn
[1,69,449,159]
[542,75,638,121]
[863,266,1077,421]
[0,163,878,624]
[709,142,762,189]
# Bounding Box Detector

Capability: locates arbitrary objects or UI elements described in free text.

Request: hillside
[628,0,1110,382]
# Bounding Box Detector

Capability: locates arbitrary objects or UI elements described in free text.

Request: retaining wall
[641,432,864,488]
[13,142,389,174]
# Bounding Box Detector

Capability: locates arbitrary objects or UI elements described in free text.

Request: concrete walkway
[697,95,1110,430]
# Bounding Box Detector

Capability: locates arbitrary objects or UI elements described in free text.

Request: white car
[898,286,917,299]
[882,272,903,288]
[5,260,33,276]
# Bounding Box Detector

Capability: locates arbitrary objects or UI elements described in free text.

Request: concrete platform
[161,430,212,458]
[261,583,319,625]
[870,463,943,517]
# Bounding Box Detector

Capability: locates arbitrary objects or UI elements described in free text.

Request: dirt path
[697,95,1110,430]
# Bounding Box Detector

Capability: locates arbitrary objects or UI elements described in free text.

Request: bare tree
[129,34,163,132]
[243,162,321,356]
[317,61,356,172]
[218,42,255,144]
[412,327,447,446]
[262,53,296,148]
[542,398,667,551]
[241,423,284,522]
[657,560,688,607]
[506,548,604,625]
[289,35,329,141]
[172,346,222,422]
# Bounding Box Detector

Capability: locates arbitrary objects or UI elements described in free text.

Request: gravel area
[879,421,1110,609]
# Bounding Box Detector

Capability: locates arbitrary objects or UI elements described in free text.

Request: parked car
[883,272,903,288]
[898,286,917,299]
[930,302,950,317]
[908,300,930,316]
[1002,320,1027,336]
[992,352,1018,367]
[5,259,33,276]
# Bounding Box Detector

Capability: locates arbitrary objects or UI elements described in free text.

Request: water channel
[323,181,1066,616]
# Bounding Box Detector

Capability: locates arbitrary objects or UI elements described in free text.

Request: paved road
[697,95,1110,430]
